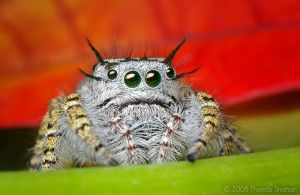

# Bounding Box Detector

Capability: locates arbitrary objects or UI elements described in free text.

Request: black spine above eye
[79,69,102,81]
[175,67,200,79]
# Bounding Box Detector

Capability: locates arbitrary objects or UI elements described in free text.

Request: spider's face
[78,38,193,114]
[92,58,180,111]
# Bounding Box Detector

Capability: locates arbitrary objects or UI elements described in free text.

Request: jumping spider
[30,38,251,170]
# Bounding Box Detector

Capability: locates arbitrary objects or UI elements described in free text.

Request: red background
[0,0,299,128]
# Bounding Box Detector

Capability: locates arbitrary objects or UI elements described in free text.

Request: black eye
[124,71,141,88]
[145,70,161,87]
[108,69,117,80]
[166,67,175,78]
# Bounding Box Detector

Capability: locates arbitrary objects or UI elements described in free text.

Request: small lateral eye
[108,69,117,80]
[166,67,175,78]
[124,71,141,88]
[146,70,161,87]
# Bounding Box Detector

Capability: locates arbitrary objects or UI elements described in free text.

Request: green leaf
[0,147,299,195]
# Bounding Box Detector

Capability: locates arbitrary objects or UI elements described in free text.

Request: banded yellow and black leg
[219,129,234,156]
[30,98,64,170]
[226,125,252,154]
[186,92,251,162]
[186,92,223,162]
[63,93,118,166]
[29,108,51,170]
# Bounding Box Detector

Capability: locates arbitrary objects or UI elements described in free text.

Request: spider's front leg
[30,94,117,171]
[30,98,63,170]
[149,112,186,163]
[63,94,118,167]
[109,117,148,165]
[186,92,251,162]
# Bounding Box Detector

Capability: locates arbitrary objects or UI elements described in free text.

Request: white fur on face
[74,58,204,165]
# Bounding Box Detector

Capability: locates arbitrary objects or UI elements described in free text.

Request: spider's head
[80,38,198,111]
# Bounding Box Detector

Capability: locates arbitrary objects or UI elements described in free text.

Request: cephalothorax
[30,38,251,170]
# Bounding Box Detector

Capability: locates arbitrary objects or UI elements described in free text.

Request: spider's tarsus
[110,159,119,166]
[186,154,196,163]
[241,148,252,154]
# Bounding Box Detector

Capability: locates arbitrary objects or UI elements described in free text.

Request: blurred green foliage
[0,147,299,195]
[235,109,300,151]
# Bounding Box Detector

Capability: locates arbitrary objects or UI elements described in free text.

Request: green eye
[166,67,175,78]
[145,70,161,87]
[124,71,141,88]
[108,69,117,80]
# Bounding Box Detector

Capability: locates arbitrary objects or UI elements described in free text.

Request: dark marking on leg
[206,121,216,127]
[42,160,56,165]
[195,139,207,146]
[66,96,80,102]
[67,104,81,111]
[75,114,87,119]
[202,96,214,102]
[203,113,216,117]
[43,148,55,154]
[75,123,90,133]
[95,143,104,151]
[47,123,54,129]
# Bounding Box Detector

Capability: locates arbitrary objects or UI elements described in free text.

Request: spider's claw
[241,148,252,154]
[109,158,119,166]
[186,153,196,163]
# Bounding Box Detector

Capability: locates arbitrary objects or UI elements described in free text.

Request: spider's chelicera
[30,38,251,171]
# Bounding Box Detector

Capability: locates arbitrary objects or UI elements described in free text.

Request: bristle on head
[163,38,186,66]
[176,67,200,79]
[79,68,102,81]
[86,38,105,65]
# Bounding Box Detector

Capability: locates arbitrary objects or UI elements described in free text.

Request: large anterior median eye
[166,67,175,78]
[107,69,117,80]
[145,70,161,87]
[124,71,141,88]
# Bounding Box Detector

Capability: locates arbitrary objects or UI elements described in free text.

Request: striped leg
[110,117,140,164]
[29,107,51,170]
[156,113,182,163]
[30,98,64,170]
[63,94,118,166]
[186,92,226,162]
[186,92,251,162]
[219,129,234,156]
[226,125,252,153]
[219,126,251,156]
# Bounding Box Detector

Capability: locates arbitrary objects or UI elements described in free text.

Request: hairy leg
[186,92,251,162]
[148,113,186,163]
[29,98,67,170]
[63,94,117,166]
[30,94,117,171]
[29,103,52,170]
[225,124,252,154]
[109,117,143,164]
